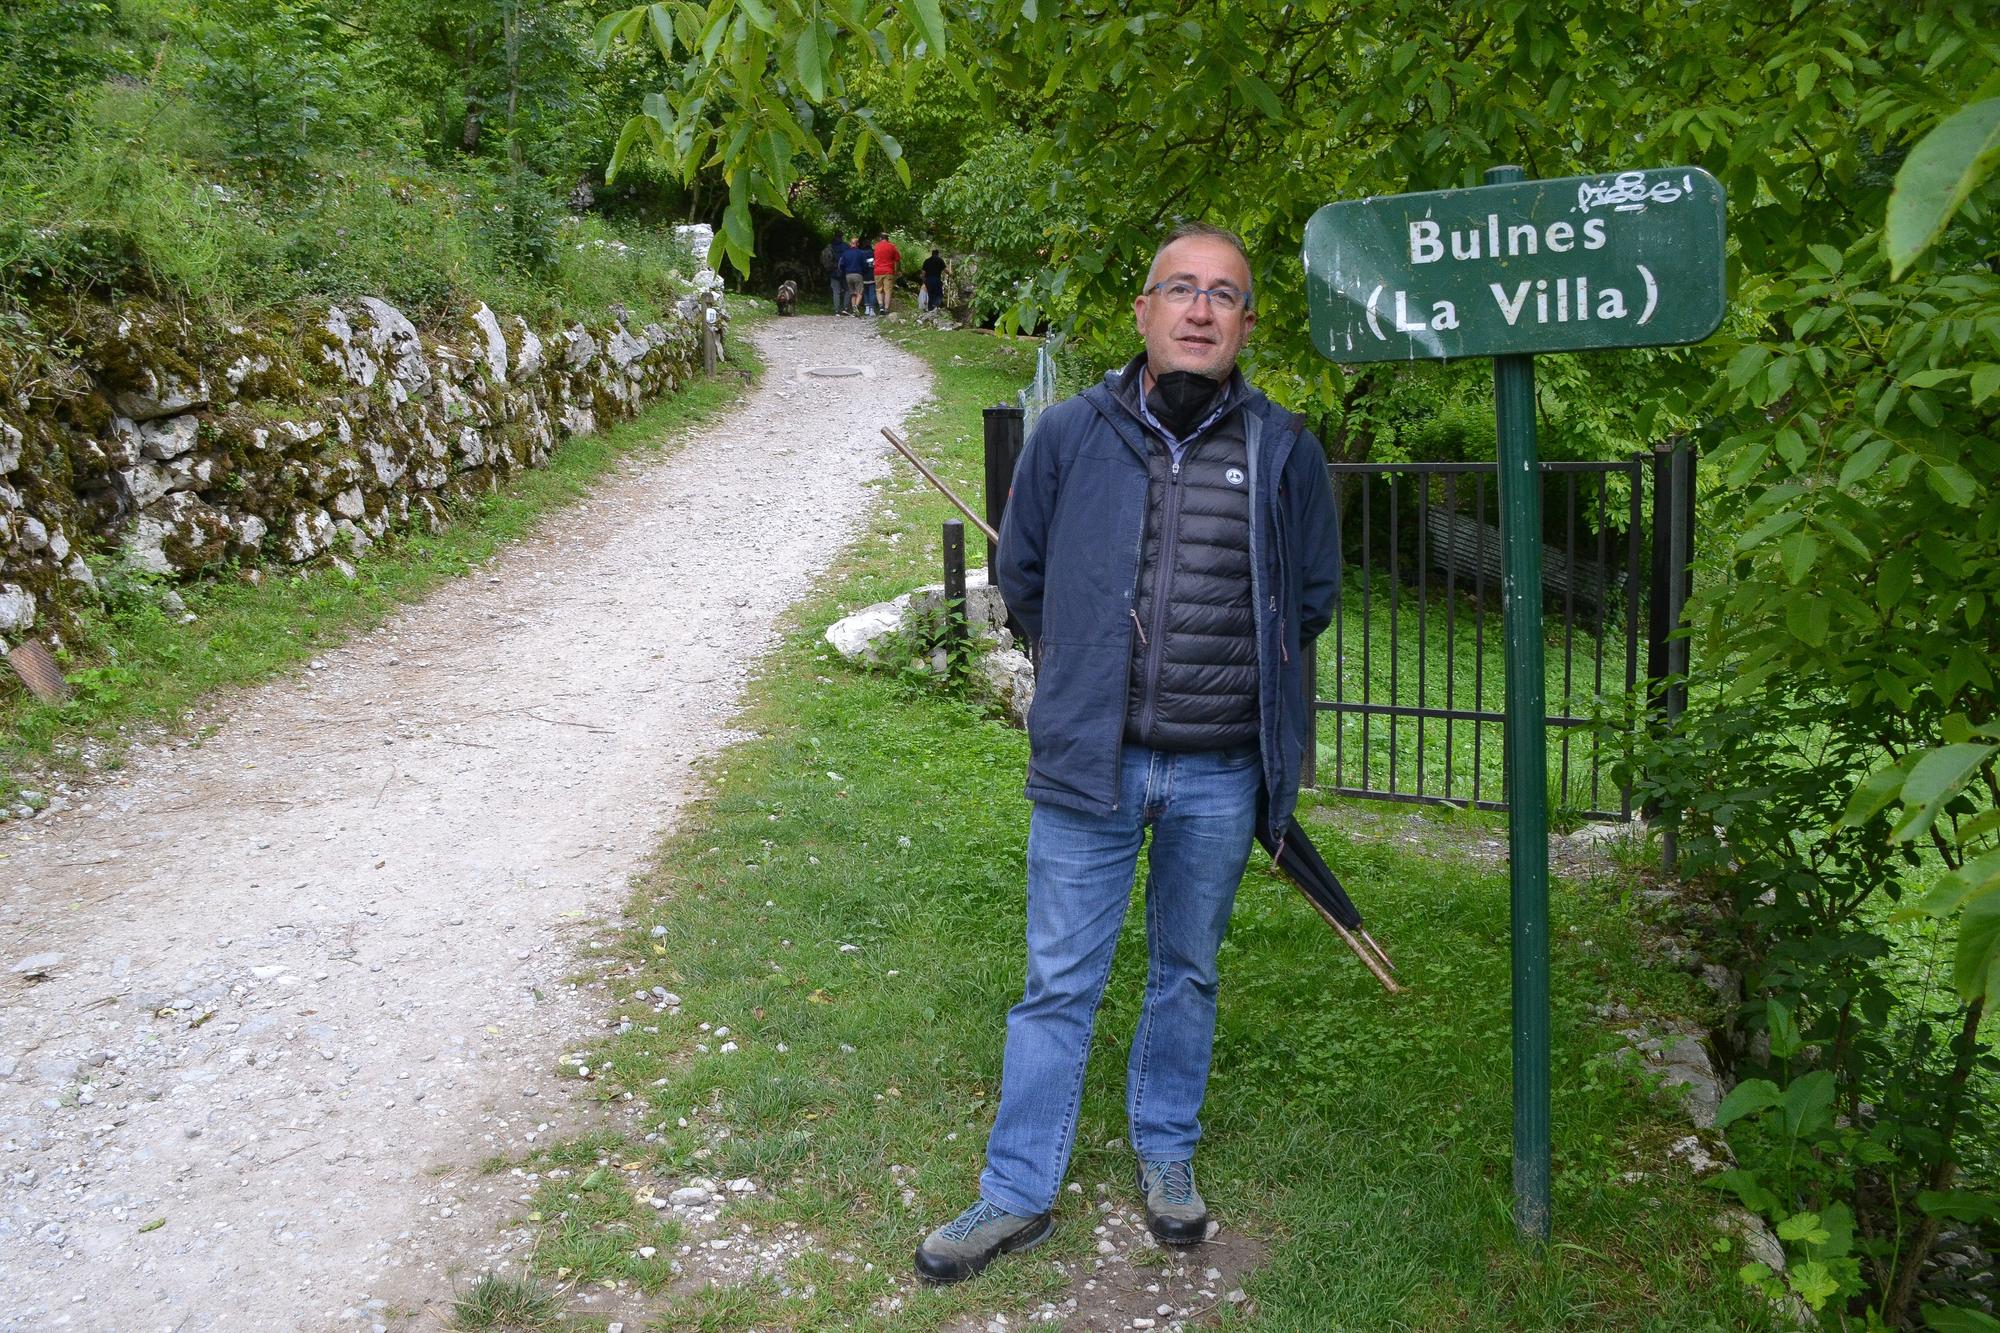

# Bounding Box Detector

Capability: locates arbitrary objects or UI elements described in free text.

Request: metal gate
[1303,444,1693,821]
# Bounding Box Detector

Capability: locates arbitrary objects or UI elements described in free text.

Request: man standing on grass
[873,231,901,314]
[915,223,1341,1282]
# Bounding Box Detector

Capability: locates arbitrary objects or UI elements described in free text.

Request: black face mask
[1149,369,1227,437]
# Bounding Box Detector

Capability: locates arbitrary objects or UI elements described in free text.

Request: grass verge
[0,314,766,796]
[513,322,1785,1330]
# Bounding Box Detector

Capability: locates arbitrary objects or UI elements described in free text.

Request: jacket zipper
[1140,454,1185,742]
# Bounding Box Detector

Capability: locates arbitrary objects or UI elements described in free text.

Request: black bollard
[942,519,968,677]
[981,404,1025,574]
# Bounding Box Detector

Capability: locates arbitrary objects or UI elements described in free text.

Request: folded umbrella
[1258,821,1399,993]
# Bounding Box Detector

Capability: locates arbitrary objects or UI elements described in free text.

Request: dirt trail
[0,318,930,1331]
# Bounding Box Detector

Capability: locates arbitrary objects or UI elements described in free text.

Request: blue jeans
[979,742,1259,1217]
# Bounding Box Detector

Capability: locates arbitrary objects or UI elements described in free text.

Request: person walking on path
[873,232,902,313]
[921,247,946,313]
[914,223,1342,1284]
[821,237,844,314]
[838,236,869,316]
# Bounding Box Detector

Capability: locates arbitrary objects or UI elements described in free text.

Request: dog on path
[776,280,798,315]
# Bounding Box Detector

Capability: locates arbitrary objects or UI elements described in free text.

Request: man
[920,247,946,313]
[915,223,1341,1283]
[820,237,844,315]
[873,231,902,313]
[838,236,869,315]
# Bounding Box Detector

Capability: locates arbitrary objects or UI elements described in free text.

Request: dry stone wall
[0,273,728,640]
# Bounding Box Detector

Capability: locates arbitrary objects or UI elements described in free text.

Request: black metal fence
[1303,445,1693,821]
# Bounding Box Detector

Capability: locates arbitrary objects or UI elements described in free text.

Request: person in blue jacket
[838,236,869,315]
[916,223,1342,1283]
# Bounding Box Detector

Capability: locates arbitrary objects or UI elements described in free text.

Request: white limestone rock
[358,298,433,398]
[825,602,906,662]
[281,508,336,562]
[123,493,233,574]
[512,318,545,379]
[0,583,35,633]
[561,324,598,369]
[468,303,510,383]
[979,648,1036,728]
[138,414,199,461]
[321,306,380,388]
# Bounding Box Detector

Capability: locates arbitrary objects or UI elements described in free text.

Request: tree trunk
[1882,996,1986,1327]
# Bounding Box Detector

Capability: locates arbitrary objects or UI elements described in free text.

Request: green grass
[449,1273,566,1331]
[506,324,1781,1330]
[0,316,766,795]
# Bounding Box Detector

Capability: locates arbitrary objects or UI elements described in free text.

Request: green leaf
[1896,844,1992,920]
[1726,345,1771,388]
[1234,69,1288,121]
[1785,595,1830,647]
[906,0,948,55]
[1735,509,1802,553]
[1711,1167,1779,1213]
[594,6,642,56]
[794,18,824,100]
[1714,1077,1781,1128]
[1887,98,2000,278]
[1767,999,1802,1061]
[1972,364,2000,405]
[1841,756,1915,829]
[1779,1070,1836,1137]
[734,0,776,34]
[649,3,677,59]
[1779,531,1820,584]
[1837,437,1894,488]
[1777,1210,1828,1245]
[605,114,651,184]
[1917,1189,2000,1224]
[1954,890,2000,1003]
[1924,1306,2000,1333]
[1890,743,1998,844]
[1787,1259,1840,1310]
[1927,462,1980,507]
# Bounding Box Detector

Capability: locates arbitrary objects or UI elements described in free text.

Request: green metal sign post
[1302,164,1725,1244]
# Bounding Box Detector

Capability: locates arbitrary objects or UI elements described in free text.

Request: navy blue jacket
[838,244,869,277]
[996,362,1341,835]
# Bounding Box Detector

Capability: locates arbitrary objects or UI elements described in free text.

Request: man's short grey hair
[1143,222,1254,311]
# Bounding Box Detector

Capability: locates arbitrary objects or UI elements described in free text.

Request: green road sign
[1303,167,1726,362]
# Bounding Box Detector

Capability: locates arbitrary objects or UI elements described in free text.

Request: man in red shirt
[873,233,902,313]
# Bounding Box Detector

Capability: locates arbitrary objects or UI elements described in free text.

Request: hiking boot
[1136,1159,1209,1245]
[914,1198,1053,1284]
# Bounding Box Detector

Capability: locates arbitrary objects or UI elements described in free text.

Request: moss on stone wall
[0,275,728,639]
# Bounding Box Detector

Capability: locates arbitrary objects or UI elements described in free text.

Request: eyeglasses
[1146,281,1249,313]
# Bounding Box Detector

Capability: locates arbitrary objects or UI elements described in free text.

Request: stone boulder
[824,570,1031,724]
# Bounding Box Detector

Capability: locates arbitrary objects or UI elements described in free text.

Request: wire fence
[1019,333,1062,436]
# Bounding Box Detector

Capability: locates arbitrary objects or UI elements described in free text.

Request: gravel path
[0,317,930,1331]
